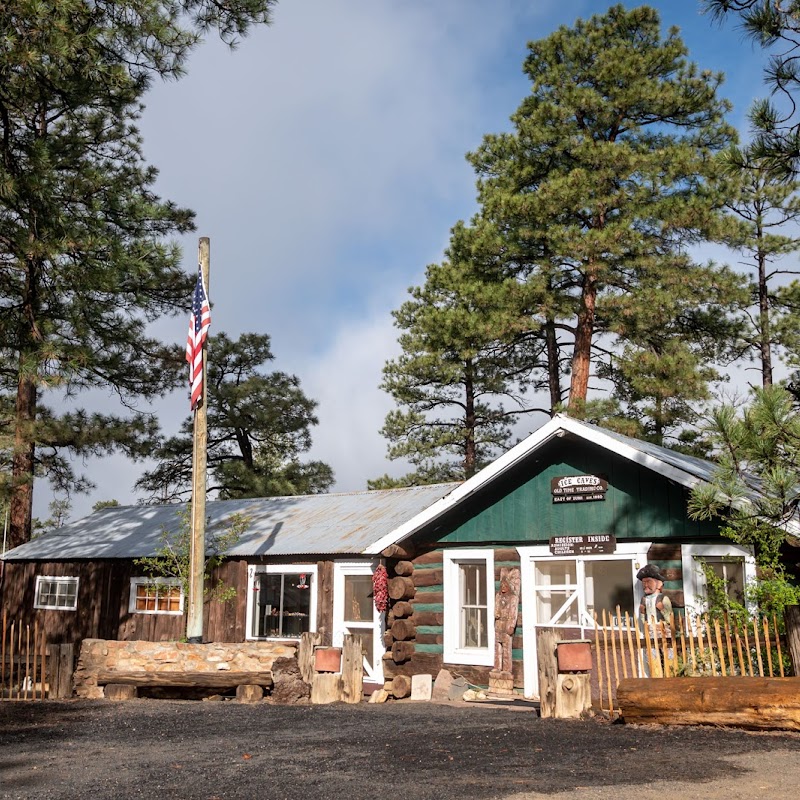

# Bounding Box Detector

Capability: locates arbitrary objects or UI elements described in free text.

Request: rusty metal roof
[1,484,459,561]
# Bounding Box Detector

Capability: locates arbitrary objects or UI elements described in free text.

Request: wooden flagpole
[187,237,210,643]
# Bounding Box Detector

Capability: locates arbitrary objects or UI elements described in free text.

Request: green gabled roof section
[363,414,735,555]
[438,438,720,544]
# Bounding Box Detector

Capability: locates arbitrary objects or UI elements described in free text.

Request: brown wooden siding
[0,556,336,646]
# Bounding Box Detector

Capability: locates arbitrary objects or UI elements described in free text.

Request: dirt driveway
[2,699,800,800]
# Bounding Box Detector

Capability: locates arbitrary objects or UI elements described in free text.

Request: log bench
[96,670,274,701]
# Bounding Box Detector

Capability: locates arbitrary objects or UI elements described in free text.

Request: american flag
[186,266,211,411]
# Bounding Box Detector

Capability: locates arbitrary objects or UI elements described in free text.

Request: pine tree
[137,333,333,501]
[689,386,800,583]
[373,223,548,487]
[704,0,800,177]
[721,144,800,386]
[0,0,277,547]
[467,5,740,420]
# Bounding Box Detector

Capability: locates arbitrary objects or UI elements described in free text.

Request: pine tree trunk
[10,255,42,549]
[464,360,476,477]
[568,275,597,411]
[10,372,36,549]
[757,244,773,388]
[545,317,561,413]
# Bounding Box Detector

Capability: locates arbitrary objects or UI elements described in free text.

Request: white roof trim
[363,414,708,555]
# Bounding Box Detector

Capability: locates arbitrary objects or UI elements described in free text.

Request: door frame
[332,560,384,684]
[517,543,652,699]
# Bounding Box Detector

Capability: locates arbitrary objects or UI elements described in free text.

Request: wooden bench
[96,670,274,701]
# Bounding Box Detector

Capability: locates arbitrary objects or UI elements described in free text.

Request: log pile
[381,543,419,697]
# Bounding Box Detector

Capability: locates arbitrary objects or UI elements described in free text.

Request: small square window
[34,577,79,611]
[129,578,184,615]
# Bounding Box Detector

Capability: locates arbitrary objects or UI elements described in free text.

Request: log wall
[381,546,524,690]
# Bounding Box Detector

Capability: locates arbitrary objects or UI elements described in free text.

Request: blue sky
[50,1,777,520]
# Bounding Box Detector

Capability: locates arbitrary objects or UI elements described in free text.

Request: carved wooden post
[537,629,558,718]
[340,635,363,704]
[490,567,520,696]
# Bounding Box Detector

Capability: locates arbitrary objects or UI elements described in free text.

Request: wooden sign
[551,474,608,503]
[549,534,616,556]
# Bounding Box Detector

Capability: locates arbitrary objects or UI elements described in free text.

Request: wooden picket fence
[592,607,787,713]
[0,610,74,700]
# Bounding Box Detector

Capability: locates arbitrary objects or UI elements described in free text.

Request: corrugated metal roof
[1,484,459,562]
[575,420,722,484]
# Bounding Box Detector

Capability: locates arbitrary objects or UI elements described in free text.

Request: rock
[411,674,433,701]
[270,657,311,705]
[447,676,469,701]
[432,669,454,701]
[368,689,389,704]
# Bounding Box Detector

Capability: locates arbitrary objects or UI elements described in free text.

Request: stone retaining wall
[74,639,297,698]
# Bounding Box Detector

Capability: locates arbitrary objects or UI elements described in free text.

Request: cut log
[617,677,800,731]
[388,576,416,601]
[390,619,416,641]
[391,675,411,699]
[104,683,138,701]
[310,673,341,705]
[382,543,415,559]
[298,631,323,685]
[394,560,414,577]
[391,641,415,663]
[411,570,442,588]
[96,671,274,689]
[412,611,443,627]
[554,673,591,719]
[382,629,395,648]
[340,635,363,704]
[412,550,443,566]
[391,601,414,618]
[785,606,800,672]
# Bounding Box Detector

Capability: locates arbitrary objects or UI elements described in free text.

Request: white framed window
[246,565,318,640]
[443,550,495,666]
[681,544,756,615]
[34,576,79,611]
[129,578,184,615]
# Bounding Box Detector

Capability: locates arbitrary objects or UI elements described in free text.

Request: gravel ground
[2,699,800,800]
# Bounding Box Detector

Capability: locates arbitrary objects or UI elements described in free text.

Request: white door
[518,544,651,698]
[332,562,384,684]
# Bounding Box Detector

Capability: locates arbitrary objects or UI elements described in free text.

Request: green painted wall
[435,438,721,545]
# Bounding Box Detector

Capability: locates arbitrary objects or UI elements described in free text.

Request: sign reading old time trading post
[550,474,608,503]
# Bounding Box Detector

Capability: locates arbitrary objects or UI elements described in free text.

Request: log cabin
[0,414,790,698]
[363,415,797,698]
